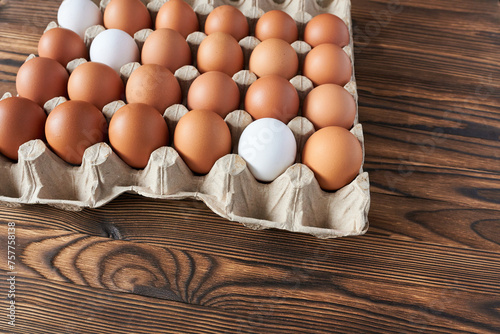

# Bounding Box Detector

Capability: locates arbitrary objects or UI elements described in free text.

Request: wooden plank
[1,224,499,333]
[367,164,500,210]
[0,272,316,334]
[2,190,499,252]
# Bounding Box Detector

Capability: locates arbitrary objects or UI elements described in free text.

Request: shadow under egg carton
[0,0,370,238]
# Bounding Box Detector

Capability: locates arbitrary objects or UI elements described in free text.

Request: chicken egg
[38,27,88,67]
[141,28,191,73]
[187,71,240,118]
[16,57,69,106]
[67,61,124,110]
[174,109,231,174]
[302,84,356,130]
[238,118,296,182]
[126,64,181,114]
[302,126,362,191]
[244,75,299,124]
[255,10,298,43]
[156,0,199,38]
[108,103,169,169]
[45,100,107,165]
[197,32,243,76]
[204,5,249,41]
[303,43,352,86]
[103,0,152,36]
[0,97,47,161]
[249,38,298,80]
[57,0,103,39]
[90,28,140,73]
[304,13,349,48]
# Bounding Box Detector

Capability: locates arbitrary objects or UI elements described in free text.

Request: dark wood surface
[1,0,499,333]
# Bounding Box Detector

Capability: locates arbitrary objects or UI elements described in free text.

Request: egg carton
[0,0,370,238]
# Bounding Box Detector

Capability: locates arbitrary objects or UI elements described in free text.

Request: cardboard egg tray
[0,0,370,239]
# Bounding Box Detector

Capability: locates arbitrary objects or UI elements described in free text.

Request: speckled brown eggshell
[187,71,240,118]
[45,100,107,165]
[155,0,199,38]
[174,109,231,174]
[244,74,299,124]
[249,38,298,80]
[0,97,47,161]
[126,64,181,114]
[302,126,362,191]
[141,28,192,73]
[16,57,69,107]
[103,0,152,36]
[108,103,169,169]
[303,43,352,86]
[67,61,124,111]
[38,27,88,67]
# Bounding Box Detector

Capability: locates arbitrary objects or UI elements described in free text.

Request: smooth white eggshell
[90,29,140,73]
[57,0,103,39]
[238,118,297,182]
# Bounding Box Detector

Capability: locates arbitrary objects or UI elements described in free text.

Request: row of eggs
[54,0,353,84]
[1,0,362,191]
[17,56,356,129]
[0,95,361,191]
[58,0,350,46]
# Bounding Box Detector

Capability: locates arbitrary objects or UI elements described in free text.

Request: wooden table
[1,0,499,333]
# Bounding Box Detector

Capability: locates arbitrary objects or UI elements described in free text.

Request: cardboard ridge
[0,0,370,239]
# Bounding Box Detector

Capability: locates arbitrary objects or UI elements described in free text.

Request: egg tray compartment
[0,0,370,238]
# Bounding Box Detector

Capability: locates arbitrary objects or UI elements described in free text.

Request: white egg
[238,118,297,182]
[90,29,140,73]
[57,0,103,39]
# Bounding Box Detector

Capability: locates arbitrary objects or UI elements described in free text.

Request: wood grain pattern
[0,0,499,333]
[0,272,316,334]
[1,223,500,334]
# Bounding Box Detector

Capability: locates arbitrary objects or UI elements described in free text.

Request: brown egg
[0,97,47,160]
[68,61,124,110]
[244,75,299,124]
[38,27,88,67]
[156,0,199,38]
[302,84,356,130]
[197,32,243,76]
[109,103,169,169]
[255,10,298,43]
[16,57,69,107]
[302,126,362,191]
[126,64,181,114]
[103,0,152,36]
[204,5,248,41]
[304,13,350,48]
[45,100,107,165]
[303,43,352,86]
[174,109,231,174]
[249,38,298,79]
[187,71,240,118]
[141,28,192,73]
